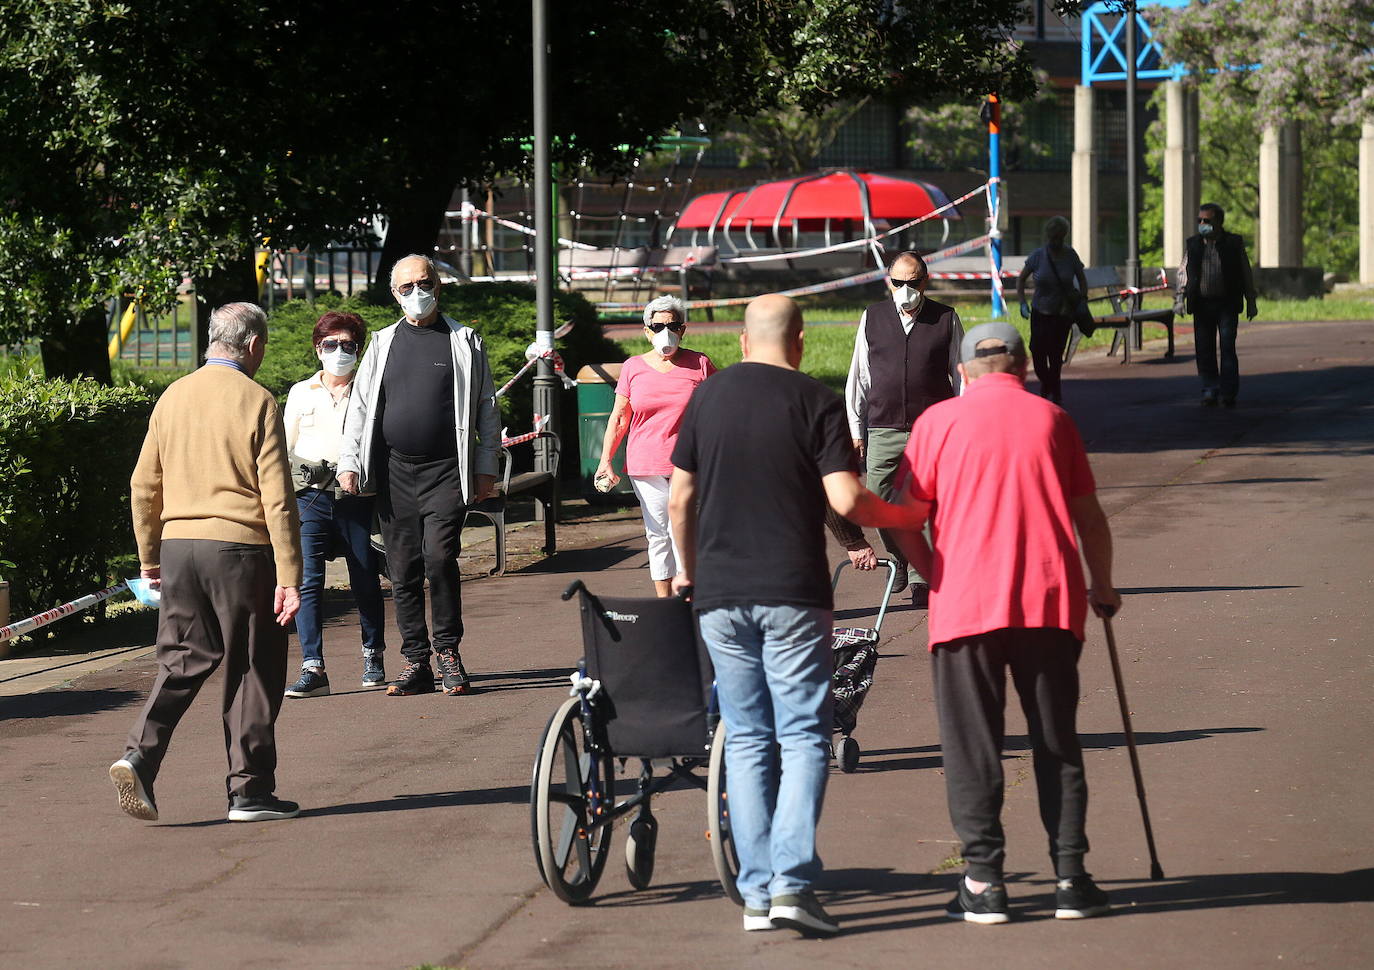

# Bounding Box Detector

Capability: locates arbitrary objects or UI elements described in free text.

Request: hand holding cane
[1096,601,1166,880]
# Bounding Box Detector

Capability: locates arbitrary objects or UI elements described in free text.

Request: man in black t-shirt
[669,294,920,937]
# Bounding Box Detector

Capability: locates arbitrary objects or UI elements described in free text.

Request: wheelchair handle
[562,579,587,601]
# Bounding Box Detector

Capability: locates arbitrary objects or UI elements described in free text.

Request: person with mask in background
[281,311,388,698]
[338,255,500,697]
[1175,203,1259,408]
[845,252,962,602]
[595,295,715,597]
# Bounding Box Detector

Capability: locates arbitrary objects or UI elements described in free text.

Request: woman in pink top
[596,296,716,596]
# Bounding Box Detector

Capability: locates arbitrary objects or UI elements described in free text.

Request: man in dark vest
[1175,203,1258,408]
[845,252,963,597]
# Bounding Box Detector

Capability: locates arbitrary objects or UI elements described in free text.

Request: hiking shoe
[1055,874,1110,919]
[227,794,300,822]
[436,649,471,695]
[743,903,775,932]
[361,656,386,688]
[386,660,435,696]
[109,755,157,821]
[1201,389,1218,407]
[946,878,1010,925]
[769,891,839,937]
[284,668,330,698]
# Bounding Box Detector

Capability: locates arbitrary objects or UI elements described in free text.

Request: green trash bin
[576,363,634,502]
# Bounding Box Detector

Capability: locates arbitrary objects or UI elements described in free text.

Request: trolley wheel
[838,735,861,773]
[531,696,614,904]
[706,720,744,905]
[624,812,659,890]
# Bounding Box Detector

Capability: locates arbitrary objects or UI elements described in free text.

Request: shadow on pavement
[470,666,575,695]
[1108,867,1374,910]
[1099,477,1322,489]
[1118,585,1300,594]
[0,688,142,722]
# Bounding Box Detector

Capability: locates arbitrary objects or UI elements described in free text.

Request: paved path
[2,319,1372,969]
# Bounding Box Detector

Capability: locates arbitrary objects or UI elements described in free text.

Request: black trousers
[931,628,1088,882]
[378,451,464,664]
[126,539,287,800]
[1029,310,1073,402]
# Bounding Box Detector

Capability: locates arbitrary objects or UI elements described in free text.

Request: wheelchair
[530,580,741,905]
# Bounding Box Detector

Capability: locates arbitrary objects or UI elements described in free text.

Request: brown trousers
[126,539,287,800]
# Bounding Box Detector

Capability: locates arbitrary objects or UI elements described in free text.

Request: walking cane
[1099,608,1165,880]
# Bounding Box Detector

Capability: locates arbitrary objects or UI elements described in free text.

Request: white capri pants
[630,474,681,581]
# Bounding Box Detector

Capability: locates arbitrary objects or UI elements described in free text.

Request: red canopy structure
[671,170,960,252]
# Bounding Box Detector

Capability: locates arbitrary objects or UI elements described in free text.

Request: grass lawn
[612,293,1374,394]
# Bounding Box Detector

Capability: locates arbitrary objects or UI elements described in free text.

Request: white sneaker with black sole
[227,794,300,822]
[109,757,158,821]
[769,891,839,937]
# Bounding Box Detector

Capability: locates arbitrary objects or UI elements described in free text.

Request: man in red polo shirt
[893,322,1121,925]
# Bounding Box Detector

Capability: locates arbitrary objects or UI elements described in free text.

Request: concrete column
[1163,81,1201,270]
[1258,121,1302,267]
[1361,117,1374,283]
[1071,85,1098,265]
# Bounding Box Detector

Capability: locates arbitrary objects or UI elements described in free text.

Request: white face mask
[320,349,357,377]
[651,328,681,355]
[892,286,923,314]
[397,285,436,319]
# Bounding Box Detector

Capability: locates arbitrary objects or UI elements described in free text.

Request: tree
[1150,0,1374,128]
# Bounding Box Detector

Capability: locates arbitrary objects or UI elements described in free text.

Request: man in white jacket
[338,255,501,696]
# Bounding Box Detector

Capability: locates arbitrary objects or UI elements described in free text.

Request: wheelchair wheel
[624,811,658,890]
[839,735,861,773]
[531,696,614,904]
[706,720,744,905]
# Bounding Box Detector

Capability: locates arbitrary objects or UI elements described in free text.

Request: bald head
[741,294,804,369]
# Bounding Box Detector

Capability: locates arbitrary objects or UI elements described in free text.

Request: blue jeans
[296,490,386,670]
[697,603,833,909]
[1193,297,1240,400]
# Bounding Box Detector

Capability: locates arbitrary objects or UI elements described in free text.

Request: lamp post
[1125,0,1140,295]
[531,0,558,484]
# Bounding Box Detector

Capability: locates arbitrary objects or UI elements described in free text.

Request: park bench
[1065,266,1175,366]
[464,430,561,577]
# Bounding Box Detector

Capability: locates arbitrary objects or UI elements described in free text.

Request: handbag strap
[1044,248,1080,305]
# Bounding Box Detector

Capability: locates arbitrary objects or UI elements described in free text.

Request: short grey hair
[643,295,686,328]
[1044,216,1070,241]
[207,302,268,359]
[390,254,439,288]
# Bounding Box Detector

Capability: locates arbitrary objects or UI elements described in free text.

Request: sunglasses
[890,276,925,288]
[395,278,436,295]
[647,321,685,333]
[319,339,358,354]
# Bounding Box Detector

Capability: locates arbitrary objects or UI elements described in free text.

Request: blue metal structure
[1081,0,1190,86]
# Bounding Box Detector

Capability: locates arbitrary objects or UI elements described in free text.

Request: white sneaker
[109,757,157,821]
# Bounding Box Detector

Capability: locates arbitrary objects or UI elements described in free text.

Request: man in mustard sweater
[110,303,305,823]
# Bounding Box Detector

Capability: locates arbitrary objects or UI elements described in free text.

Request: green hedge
[0,374,154,626]
[259,284,626,473]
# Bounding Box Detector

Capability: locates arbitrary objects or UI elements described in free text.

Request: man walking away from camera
[893,322,1121,924]
[669,294,924,937]
[111,302,303,823]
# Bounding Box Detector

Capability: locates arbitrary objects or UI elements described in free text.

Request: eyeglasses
[647,321,685,333]
[395,278,436,295]
[890,277,925,288]
[319,339,358,354]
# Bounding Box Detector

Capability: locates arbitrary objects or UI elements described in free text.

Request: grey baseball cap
[960,322,1026,362]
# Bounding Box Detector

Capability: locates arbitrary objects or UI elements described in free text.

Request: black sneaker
[109,755,157,821]
[1222,396,1237,409]
[769,891,839,937]
[361,656,386,688]
[1055,874,1110,919]
[227,794,300,822]
[743,903,774,932]
[946,878,1010,925]
[284,668,330,698]
[910,582,930,610]
[386,660,435,696]
[436,649,471,695]
[888,560,910,596]
[1201,390,1219,407]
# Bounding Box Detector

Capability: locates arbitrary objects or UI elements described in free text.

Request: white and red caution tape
[449,202,598,251]
[502,413,551,448]
[0,584,128,643]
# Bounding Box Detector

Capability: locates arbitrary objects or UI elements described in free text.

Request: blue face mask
[1198,222,1215,236]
